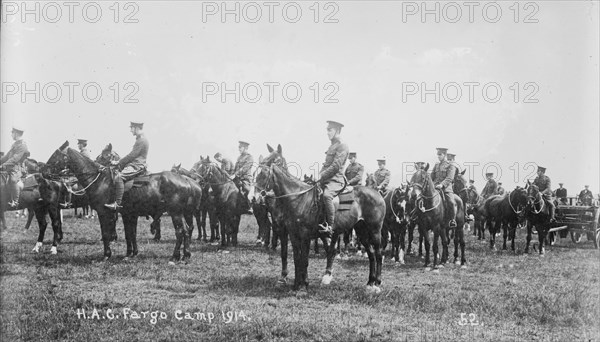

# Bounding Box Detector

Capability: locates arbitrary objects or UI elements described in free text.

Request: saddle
[22,174,38,190]
[317,186,355,212]
[123,171,150,192]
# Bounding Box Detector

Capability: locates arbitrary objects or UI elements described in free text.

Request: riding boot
[445,193,457,228]
[318,195,335,237]
[549,201,556,223]
[104,177,124,211]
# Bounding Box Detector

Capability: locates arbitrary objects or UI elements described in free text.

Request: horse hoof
[296,289,308,298]
[455,260,461,266]
[168,261,176,266]
[50,247,57,255]
[437,264,445,269]
[335,254,341,260]
[366,285,381,294]
[277,278,287,287]
[321,274,333,285]
[461,265,468,269]
[103,257,109,262]
[424,267,431,272]
[432,269,440,273]
[32,242,43,253]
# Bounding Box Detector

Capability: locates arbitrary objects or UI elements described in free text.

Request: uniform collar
[330,137,341,145]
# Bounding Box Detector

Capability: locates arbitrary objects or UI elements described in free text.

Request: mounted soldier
[374,158,391,194]
[432,147,457,228]
[555,183,567,205]
[578,185,594,206]
[105,121,149,211]
[214,152,234,175]
[77,139,91,159]
[532,166,556,222]
[95,144,120,167]
[232,141,254,214]
[344,152,364,186]
[481,173,497,199]
[468,179,477,193]
[0,127,29,209]
[447,153,461,175]
[317,120,349,236]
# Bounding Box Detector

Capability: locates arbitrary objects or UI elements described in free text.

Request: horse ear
[107,143,112,152]
[424,163,430,172]
[259,155,264,163]
[267,144,274,153]
[59,140,69,151]
[277,144,282,154]
[461,169,466,175]
[177,163,181,168]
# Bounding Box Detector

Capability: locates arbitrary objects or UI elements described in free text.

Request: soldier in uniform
[105,122,149,210]
[555,183,567,205]
[344,152,364,186]
[468,179,477,193]
[77,139,91,159]
[0,127,30,209]
[317,120,349,236]
[481,173,497,199]
[578,185,594,206]
[232,141,254,214]
[431,147,457,228]
[374,158,391,194]
[532,166,556,222]
[496,182,505,196]
[415,161,427,170]
[214,152,234,175]
[95,144,120,166]
[447,153,461,174]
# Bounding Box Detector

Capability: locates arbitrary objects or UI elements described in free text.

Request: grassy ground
[1,212,599,342]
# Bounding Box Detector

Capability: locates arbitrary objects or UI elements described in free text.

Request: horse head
[303,174,316,185]
[365,173,376,189]
[43,141,70,176]
[409,168,433,197]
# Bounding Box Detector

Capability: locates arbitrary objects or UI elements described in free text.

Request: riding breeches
[323,179,345,226]
[444,191,457,222]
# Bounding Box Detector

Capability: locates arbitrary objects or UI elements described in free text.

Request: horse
[45,141,195,263]
[483,188,528,251]
[197,157,245,248]
[255,144,386,294]
[170,164,208,241]
[453,170,485,239]
[408,165,466,269]
[524,182,554,255]
[381,186,408,264]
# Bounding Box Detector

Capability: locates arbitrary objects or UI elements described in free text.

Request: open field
[1,213,599,342]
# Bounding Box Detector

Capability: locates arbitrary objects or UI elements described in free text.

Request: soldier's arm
[3,143,28,166]
[440,165,455,189]
[351,164,365,185]
[381,170,391,187]
[118,140,143,167]
[319,148,349,181]
[235,155,253,177]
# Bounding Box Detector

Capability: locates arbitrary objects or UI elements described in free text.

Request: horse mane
[67,147,100,174]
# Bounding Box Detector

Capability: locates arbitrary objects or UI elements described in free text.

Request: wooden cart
[546,197,600,248]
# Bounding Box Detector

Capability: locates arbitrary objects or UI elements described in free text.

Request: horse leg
[300,229,311,292]
[538,224,546,256]
[289,232,302,291]
[432,228,440,268]
[200,208,208,241]
[419,226,425,258]
[33,207,48,253]
[181,214,192,262]
[233,216,240,247]
[150,215,161,242]
[510,221,517,252]
[169,214,183,263]
[97,211,113,260]
[24,207,35,230]
[49,206,62,255]
[271,221,280,251]
[423,228,430,268]
[459,223,467,266]
[278,224,288,286]
[322,230,341,286]
[185,212,195,240]
[502,221,508,250]
[524,221,532,253]
[122,214,138,258]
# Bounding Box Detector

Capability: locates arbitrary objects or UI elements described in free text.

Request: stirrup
[104,202,122,211]
[60,202,72,209]
[7,200,19,209]
[449,219,457,228]
[318,222,333,236]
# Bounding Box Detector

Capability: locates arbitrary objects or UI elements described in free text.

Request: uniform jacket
[118,133,149,169]
[481,179,497,198]
[345,162,364,186]
[555,188,567,199]
[468,185,478,193]
[533,175,553,197]
[432,160,455,192]
[80,148,91,159]
[579,189,594,205]
[234,152,254,180]
[374,168,391,189]
[0,139,29,173]
[319,137,349,183]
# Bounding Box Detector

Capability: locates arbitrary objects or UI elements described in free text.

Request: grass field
[1,212,599,342]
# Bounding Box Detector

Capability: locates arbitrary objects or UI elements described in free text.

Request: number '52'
[459,313,480,326]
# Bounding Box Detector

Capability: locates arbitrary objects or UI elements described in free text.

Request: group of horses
[0,141,556,295]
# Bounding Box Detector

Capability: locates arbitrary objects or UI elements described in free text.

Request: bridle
[411,170,441,213]
[527,188,545,214]
[508,190,525,214]
[389,187,405,223]
[253,163,317,200]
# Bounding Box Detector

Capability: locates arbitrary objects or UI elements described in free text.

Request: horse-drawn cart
[548,197,600,248]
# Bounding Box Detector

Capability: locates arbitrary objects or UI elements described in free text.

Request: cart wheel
[570,232,582,243]
[549,232,557,246]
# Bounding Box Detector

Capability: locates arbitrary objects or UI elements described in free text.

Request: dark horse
[255,145,386,293]
[381,186,408,264]
[45,142,196,262]
[524,182,554,255]
[408,166,466,269]
[170,164,209,241]
[197,158,245,248]
[484,188,529,251]
[453,170,485,239]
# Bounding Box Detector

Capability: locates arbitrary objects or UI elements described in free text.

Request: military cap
[585,185,589,187]
[77,139,87,145]
[377,157,386,164]
[558,183,563,186]
[498,182,502,185]
[326,120,344,131]
[486,172,494,177]
[238,141,250,147]
[130,121,144,129]
[415,161,426,166]
[349,152,357,158]
[446,153,456,160]
[214,152,222,159]
[436,147,448,154]
[12,126,24,135]
[537,166,546,173]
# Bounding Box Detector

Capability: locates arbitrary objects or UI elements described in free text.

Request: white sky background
[1,1,599,194]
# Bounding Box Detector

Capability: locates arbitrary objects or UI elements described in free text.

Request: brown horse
[381,186,409,264]
[255,145,386,294]
[170,164,208,241]
[408,166,466,269]
[45,142,195,263]
[524,182,554,255]
[453,170,485,239]
[483,188,528,251]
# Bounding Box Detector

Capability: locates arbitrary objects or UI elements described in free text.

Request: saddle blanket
[337,187,355,211]
[124,175,151,192]
[22,174,38,189]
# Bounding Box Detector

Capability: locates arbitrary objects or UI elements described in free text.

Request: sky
[1,1,599,195]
